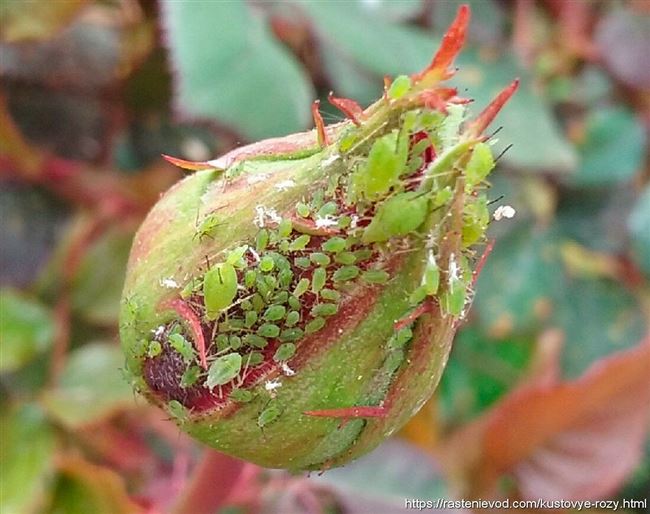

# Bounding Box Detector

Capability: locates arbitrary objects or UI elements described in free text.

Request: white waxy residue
[274,179,296,191]
[493,205,516,221]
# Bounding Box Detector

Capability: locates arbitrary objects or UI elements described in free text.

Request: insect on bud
[119,4,518,470]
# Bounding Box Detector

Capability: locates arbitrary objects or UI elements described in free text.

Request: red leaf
[443,335,650,500]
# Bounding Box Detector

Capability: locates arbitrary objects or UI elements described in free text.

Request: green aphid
[272,253,291,271]
[322,237,346,253]
[317,201,338,218]
[132,339,149,358]
[320,288,341,302]
[257,323,280,338]
[310,252,331,267]
[362,191,429,243]
[280,328,303,342]
[465,142,495,187]
[279,269,294,287]
[246,351,264,366]
[433,187,453,208]
[440,103,465,149]
[215,334,230,352]
[259,255,275,272]
[387,74,412,100]
[278,218,293,238]
[384,349,405,374]
[351,131,407,201]
[230,388,254,403]
[226,245,248,266]
[311,303,338,317]
[311,267,327,294]
[293,278,310,297]
[241,299,253,311]
[258,404,282,428]
[423,255,440,295]
[255,277,271,300]
[296,202,310,218]
[229,335,242,350]
[285,310,300,327]
[206,353,242,389]
[251,293,265,312]
[245,270,257,288]
[333,266,360,282]
[256,228,269,253]
[362,269,390,284]
[195,213,221,241]
[334,251,356,265]
[279,240,290,253]
[166,400,189,423]
[273,291,289,304]
[354,249,373,261]
[204,263,238,320]
[409,285,427,306]
[147,340,162,358]
[264,275,277,290]
[288,295,301,310]
[168,333,194,362]
[274,342,297,361]
[245,311,258,328]
[294,257,311,269]
[181,365,201,388]
[244,334,268,349]
[338,215,352,229]
[441,276,466,316]
[389,327,413,349]
[264,305,286,321]
[305,317,326,334]
[289,234,311,251]
[462,196,489,247]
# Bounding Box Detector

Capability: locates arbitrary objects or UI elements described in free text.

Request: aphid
[194,212,223,241]
[206,353,242,389]
[258,403,282,428]
[203,263,238,319]
[167,400,190,424]
[274,342,297,362]
[362,191,429,243]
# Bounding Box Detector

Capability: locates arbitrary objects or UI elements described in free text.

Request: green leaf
[0,289,54,372]
[41,343,134,428]
[162,0,313,140]
[628,186,650,276]
[72,229,132,325]
[553,278,646,379]
[569,107,645,187]
[439,326,534,425]
[474,224,563,335]
[0,404,56,514]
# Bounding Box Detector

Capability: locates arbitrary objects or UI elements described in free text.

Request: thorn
[311,100,329,147]
[471,239,495,287]
[162,154,213,171]
[328,92,363,126]
[394,299,437,330]
[412,4,470,83]
[466,79,520,137]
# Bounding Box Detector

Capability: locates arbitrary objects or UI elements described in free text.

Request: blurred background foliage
[1,1,649,513]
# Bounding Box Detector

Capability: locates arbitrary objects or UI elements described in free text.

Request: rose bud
[120,4,518,471]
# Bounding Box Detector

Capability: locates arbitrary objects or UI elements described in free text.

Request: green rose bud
[119,5,518,471]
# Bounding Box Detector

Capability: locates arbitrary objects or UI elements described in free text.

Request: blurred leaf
[553,277,646,380]
[0,0,86,42]
[628,185,650,277]
[0,288,54,372]
[41,343,133,428]
[71,228,132,325]
[569,107,645,187]
[447,339,650,500]
[474,224,562,336]
[162,0,313,141]
[0,403,57,514]
[47,456,144,514]
[303,2,576,172]
[0,183,69,288]
[439,327,534,426]
[315,439,451,511]
[555,185,636,254]
[596,8,650,89]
